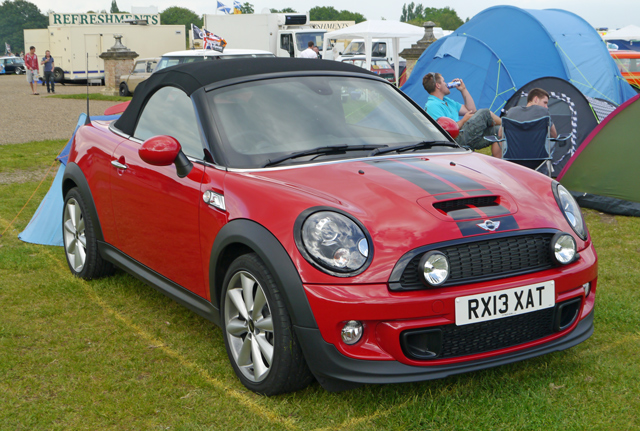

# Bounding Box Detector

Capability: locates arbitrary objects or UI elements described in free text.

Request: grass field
[1,140,639,430]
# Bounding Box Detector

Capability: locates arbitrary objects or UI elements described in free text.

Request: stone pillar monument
[99,35,138,96]
[399,21,438,83]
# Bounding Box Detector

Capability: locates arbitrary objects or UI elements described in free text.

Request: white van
[155,49,275,73]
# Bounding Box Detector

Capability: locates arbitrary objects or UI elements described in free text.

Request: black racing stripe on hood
[456,215,519,236]
[366,160,457,195]
[403,159,488,192]
[434,192,465,200]
[448,208,484,220]
[480,205,511,217]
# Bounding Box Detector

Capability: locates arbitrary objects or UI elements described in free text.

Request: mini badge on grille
[477,220,500,231]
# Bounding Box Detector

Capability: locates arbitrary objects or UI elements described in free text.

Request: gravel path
[0,75,121,145]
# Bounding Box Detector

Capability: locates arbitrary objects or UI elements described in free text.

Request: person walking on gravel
[41,50,55,94]
[25,46,39,95]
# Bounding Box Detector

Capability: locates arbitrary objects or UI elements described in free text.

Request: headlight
[296,210,372,275]
[551,232,577,265]
[419,251,450,286]
[553,183,587,240]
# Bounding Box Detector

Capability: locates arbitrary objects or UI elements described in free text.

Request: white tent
[603,25,640,41]
[322,20,424,85]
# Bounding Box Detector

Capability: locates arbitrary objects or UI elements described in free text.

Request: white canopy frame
[322,20,424,86]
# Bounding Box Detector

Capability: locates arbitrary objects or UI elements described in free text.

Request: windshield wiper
[368,140,458,156]
[262,145,384,168]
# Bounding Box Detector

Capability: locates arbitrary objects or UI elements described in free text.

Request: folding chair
[484,116,571,176]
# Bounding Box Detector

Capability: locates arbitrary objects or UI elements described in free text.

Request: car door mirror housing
[139,135,193,178]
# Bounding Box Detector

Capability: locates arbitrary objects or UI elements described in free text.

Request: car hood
[231,153,570,245]
[225,152,585,283]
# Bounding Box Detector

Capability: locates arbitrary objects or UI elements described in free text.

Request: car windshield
[372,59,392,70]
[344,41,365,55]
[207,76,458,168]
[295,32,326,51]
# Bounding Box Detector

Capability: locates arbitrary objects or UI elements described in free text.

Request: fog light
[552,232,577,265]
[341,320,363,345]
[420,251,449,286]
[583,282,591,297]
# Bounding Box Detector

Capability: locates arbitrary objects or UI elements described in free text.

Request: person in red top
[24,46,39,95]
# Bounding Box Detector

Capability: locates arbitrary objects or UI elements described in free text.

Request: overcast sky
[34,0,638,30]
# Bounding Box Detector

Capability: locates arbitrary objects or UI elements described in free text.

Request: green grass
[1,139,639,430]
[48,93,132,102]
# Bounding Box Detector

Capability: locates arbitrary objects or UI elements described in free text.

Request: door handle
[111,160,127,169]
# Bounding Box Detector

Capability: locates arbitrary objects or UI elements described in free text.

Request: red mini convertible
[62,58,597,395]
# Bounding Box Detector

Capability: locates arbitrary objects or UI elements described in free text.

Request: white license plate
[455,281,555,326]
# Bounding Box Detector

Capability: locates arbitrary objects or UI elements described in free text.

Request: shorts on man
[26,69,38,83]
[425,96,499,150]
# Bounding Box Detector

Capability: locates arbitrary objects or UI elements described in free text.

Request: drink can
[447,81,461,89]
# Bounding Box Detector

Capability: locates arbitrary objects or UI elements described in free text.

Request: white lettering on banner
[49,13,162,26]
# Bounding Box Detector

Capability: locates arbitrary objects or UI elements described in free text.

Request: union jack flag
[191,24,227,52]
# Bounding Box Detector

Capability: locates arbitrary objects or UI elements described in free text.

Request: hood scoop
[419,194,516,221]
[433,195,499,215]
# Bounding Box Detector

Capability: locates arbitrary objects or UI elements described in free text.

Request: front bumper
[295,242,597,390]
[295,309,593,390]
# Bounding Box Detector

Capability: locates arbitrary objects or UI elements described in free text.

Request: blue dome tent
[402,6,636,113]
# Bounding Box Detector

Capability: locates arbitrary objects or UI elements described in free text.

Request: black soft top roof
[113,57,375,136]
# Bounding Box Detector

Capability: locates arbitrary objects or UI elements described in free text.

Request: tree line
[400,2,466,30]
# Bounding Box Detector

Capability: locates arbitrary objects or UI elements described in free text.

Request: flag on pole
[217,1,232,14]
[191,24,227,52]
[233,1,242,14]
[4,42,10,54]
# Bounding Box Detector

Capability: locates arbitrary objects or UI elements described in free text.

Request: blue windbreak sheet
[19,114,120,246]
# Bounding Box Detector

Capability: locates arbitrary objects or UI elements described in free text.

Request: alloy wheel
[224,271,274,383]
[63,198,87,273]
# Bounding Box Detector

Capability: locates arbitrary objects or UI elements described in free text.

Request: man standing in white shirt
[300,41,318,59]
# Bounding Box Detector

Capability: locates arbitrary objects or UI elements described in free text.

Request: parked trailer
[24,24,185,82]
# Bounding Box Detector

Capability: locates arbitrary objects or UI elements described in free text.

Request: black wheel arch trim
[62,162,105,243]
[209,219,318,329]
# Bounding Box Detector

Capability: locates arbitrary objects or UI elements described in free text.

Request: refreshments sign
[49,13,161,26]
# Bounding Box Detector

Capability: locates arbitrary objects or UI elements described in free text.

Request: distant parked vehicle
[610,50,640,91]
[154,49,275,73]
[0,56,25,75]
[339,55,397,83]
[119,58,159,96]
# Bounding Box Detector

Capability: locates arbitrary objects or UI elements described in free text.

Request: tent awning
[603,25,640,41]
[322,20,424,86]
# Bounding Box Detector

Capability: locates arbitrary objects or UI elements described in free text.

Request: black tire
[119,82,130,97]
[15,66,24,75]
[221,253,313,395]
[53,67,64,83]
[62,188,114,279]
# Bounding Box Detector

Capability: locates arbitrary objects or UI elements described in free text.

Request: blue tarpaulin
[402,6,636,114]
[19,114,120,246]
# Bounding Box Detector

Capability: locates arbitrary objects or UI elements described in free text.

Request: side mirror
[139,135,193,178]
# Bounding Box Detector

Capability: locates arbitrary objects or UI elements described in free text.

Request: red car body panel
[220,154,590,287]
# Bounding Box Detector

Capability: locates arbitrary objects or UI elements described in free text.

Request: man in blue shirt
[423,72,502,157]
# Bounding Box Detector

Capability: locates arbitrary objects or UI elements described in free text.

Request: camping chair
[484,116,571,176]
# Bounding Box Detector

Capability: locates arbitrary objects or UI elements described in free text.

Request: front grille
[399,234,554,289]
[433,196,498,214]
[401,300,582,360]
